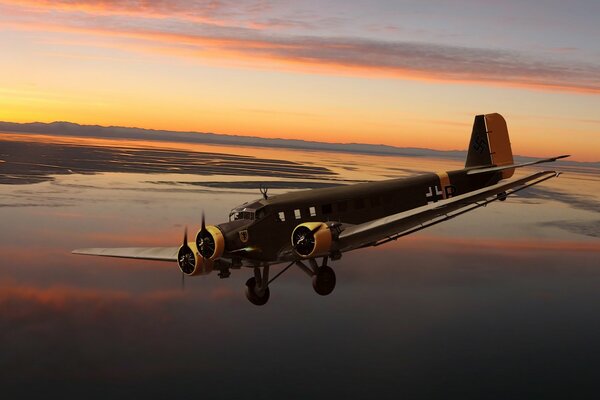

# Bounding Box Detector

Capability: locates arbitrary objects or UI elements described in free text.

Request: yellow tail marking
[436,171,451,199]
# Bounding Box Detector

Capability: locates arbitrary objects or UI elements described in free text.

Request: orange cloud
[3,4,600,95]
[0,279,237,308]
[1,0,254,27]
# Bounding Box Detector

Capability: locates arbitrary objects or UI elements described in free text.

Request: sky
[0,0,599,161]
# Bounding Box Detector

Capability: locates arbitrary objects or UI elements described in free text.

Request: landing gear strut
[245,266,270,306]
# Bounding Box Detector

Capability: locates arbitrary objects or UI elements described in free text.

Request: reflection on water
[0,133,599,398]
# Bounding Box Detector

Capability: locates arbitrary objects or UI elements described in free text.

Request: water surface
[1,133,599,398]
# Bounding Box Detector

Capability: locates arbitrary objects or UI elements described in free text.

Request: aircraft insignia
[473,134,488,154]
[426,185,444,203]
[239,230,249,243]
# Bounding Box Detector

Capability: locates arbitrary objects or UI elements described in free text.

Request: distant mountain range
[1,120,596,168]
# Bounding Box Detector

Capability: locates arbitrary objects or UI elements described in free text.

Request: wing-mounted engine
[177,228,213,276]
[291,222,334,258]
[195,224,225,260]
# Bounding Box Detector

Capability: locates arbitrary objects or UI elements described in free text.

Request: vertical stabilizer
[465,113,515,179]
[465,115,491,168]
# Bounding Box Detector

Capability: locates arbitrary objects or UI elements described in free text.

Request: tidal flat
[1,132,599,399]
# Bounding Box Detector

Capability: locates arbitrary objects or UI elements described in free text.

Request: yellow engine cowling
[195,225,225,260]
[291,222,332,258]
[177,241,214,276]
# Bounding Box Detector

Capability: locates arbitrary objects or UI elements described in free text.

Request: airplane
[73,113,569,305]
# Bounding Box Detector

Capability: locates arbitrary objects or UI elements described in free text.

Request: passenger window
[294,209,301,219]
[337,201,348,212]
[322,204,332,214]
[278,211,286,222]
[354,198,365,209]
[309,206,316,217]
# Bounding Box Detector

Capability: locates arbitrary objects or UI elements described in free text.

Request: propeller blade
[201,210,206,233]
[181,272,185,291]
[183,226,188,245]
[311,224,322,234]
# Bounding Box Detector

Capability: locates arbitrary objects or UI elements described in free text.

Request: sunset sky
[0,0,599,161]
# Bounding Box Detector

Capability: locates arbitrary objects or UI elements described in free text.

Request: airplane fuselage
[220,168,500,263]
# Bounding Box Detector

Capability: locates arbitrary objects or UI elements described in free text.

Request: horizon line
[0,119,592,165]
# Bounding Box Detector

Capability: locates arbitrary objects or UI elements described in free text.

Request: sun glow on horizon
[0,1,599,161]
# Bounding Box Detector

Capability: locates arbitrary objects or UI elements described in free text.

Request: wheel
[497,191,507,201]
[245,277,270,306]
[312,266,336,296]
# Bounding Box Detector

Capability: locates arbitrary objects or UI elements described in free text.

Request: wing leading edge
[72,246,179,262]
[337,170,559,251]
[466,155,569,175]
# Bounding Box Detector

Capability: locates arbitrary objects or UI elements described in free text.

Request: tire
[312,266,336,296]
[245,277,270,306]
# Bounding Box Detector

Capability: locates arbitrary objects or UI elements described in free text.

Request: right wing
[337,170,560,251]
[466,155,569,175]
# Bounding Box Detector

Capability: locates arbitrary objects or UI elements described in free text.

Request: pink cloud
[2,1,600,94]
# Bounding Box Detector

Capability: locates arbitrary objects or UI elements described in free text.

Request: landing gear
[497,191,508,201]
[312,265,336,296]
[245,277,270,306]
[243,257,336,305]
[245,266,270,306]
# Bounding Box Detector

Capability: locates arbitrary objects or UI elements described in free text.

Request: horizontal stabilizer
[466,155,570,175]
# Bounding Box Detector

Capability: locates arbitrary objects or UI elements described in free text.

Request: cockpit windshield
[229,211,255,221]
[228,205,266,221]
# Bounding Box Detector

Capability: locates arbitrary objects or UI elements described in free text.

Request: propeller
[292,224,322,256]
[181,227,186,291]
[196,210,216,259]
[177,226,196,276]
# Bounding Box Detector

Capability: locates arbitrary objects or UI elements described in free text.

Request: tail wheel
[245,277,270,306]
[312,266,336,296]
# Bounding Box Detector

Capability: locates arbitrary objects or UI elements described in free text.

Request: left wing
[337,170,560,251]
[72,246,179,261]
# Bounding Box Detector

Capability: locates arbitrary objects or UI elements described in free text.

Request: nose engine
[291,222,333,258]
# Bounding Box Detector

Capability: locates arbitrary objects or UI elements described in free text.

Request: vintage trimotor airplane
[73,113,569,305]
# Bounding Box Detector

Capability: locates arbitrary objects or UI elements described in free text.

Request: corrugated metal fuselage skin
[219,168,501,263]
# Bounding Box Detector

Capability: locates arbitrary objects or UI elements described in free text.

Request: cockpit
[229,210,255,221]
[228,201,266,222]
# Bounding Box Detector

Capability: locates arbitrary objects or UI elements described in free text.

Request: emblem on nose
[239,230,249,243]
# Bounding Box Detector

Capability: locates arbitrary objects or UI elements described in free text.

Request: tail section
[465,113,514,179]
